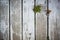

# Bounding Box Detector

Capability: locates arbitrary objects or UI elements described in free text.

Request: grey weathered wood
[23,0,35,40]
[49,0,60,40]
[10,0,22,40]
[0,0,9,40]
[0,0,60,40]
[36,0,47,40]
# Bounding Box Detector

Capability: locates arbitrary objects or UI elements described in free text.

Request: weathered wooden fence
[0,0,60,40]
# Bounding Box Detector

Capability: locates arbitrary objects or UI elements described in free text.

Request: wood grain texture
[23,0,34,40]
[0,0,60,40]
[10,0,22,40]
[0,0,9,40]
[49,0,60,40]
[36,0,47,40]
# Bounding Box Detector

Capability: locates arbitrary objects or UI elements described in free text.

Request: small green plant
[33,5,42,13]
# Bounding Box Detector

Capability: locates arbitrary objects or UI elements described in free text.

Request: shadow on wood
[0,30,4,40]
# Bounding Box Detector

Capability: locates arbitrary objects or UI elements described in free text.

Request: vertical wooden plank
[36,0,47,40]
[23,0,34,40]
[49,0,58,40]
[49,0,60,40]
[10,0,22,40]
[56,0,60,40]
[0,0,9,40]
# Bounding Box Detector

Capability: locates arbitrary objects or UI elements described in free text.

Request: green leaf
[33,5,42,13]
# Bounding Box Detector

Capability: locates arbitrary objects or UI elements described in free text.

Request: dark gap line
[21,0,23,40]
[34,0,36,40]
[9,0,11,40]
[47,0,49,40]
